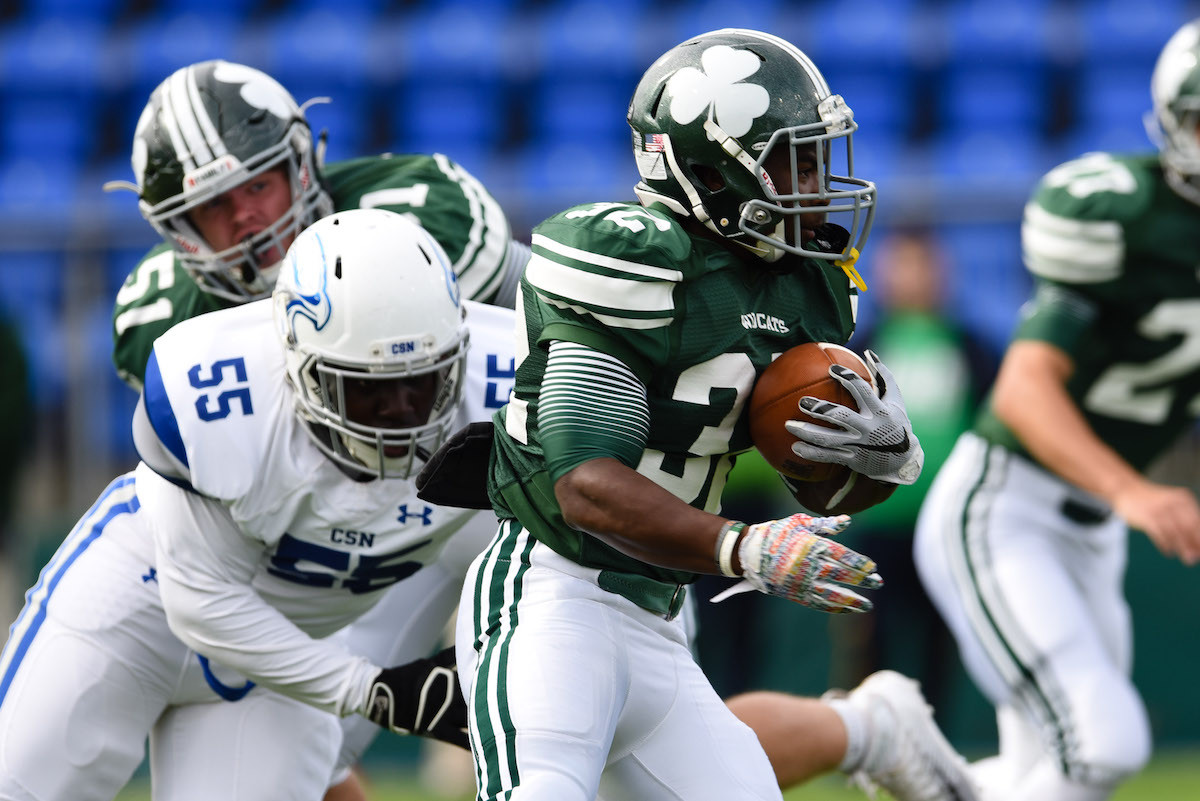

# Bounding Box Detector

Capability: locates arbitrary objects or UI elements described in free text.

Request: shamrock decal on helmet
[212,61,299,120]
[666,45,771,138]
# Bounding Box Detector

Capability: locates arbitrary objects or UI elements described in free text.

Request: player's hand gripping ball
[749,343,876,482]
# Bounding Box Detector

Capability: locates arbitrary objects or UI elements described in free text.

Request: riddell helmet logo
[184,155,243,194]
[174,235,200,254]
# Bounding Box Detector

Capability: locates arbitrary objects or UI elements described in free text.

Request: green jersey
[488,201,858,585]
[975,152,1200,471]
[112,153,512,389]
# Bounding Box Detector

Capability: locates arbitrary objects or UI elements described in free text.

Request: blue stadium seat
[0,158,82,223]
[928,128,1053,188]
[0,97,95,167]
[512,141,632,222]
[940,66,1048,139]
[399,82,505,158]
[822,68,913,140]
[659,0,785,55]
[0,18,105,99]
[306,95,372,164]
[532,0,642,83]
[373,5,506,87]
[1071,65,1154,155]
[119,14,241,102]
[256,10,371,95]
[939,0,1055,69]
[156,0,259,17]
[801,0,921,71]
[936,221,1030,354]
[530,80,632,151]
[1078,0,1185,67]
[23,0,124,24]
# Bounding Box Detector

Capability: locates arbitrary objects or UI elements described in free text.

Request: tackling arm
[993,340,1200,564]
[138,464,380,717]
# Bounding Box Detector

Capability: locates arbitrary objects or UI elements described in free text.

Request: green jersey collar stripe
[532,233,684,281]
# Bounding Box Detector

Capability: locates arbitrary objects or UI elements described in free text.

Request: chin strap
[837,248,867,292]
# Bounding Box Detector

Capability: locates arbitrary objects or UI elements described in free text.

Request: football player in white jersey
[0,210,514,800]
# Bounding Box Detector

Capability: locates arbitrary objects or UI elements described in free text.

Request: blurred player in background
[915,18,1200,801]
[106,59,526,391]
[102,59,527,800]
[0,210,513,800]
[455,27,976,801]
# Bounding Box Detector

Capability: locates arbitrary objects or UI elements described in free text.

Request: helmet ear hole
[691,164,725,191]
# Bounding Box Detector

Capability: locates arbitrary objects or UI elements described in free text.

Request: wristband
[715,521,746,577]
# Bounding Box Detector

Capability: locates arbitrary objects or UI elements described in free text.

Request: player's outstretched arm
[994,340,1200,564]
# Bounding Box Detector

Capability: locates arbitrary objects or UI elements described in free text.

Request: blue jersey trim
[0,475,140,705]
[197,654,256,702]
[143,350,189,468]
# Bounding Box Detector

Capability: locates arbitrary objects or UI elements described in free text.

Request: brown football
[787,465,898,516]
[748,342,876,482]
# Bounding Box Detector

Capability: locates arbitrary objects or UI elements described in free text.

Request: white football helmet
[1148,19,1200,204]
[273,208,468,479]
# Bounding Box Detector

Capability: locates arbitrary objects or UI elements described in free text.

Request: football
[748,342,876,482]
[786,465,898,516]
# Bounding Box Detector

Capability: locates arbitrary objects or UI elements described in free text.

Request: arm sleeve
[138,464,380,717]
[540,340,650,481]
[488,239,530,310]
[1011,280,1101,353]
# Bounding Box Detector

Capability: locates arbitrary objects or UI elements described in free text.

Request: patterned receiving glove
[716,513,882,613]
[785,350,924,485]
[364,646,469,749]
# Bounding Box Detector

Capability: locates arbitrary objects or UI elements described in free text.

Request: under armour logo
[397,504,434,525]
[142,567,158,583]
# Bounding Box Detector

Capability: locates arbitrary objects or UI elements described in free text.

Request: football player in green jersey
[106,59,526,391]
[453,28,976,801]
[102,60,528,801]
[914,19,1200,801]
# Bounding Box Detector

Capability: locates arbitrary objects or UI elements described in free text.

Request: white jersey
[132,297,515,716]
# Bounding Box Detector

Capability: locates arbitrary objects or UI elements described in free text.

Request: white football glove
[731,513,882,613]
[785,350,924,486]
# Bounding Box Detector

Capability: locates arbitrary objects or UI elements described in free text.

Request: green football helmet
[1149,19,1200,204]
[627,28,876,264]
[108,60,332,301]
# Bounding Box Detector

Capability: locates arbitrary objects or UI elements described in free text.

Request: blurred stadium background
[3,0,1199,793]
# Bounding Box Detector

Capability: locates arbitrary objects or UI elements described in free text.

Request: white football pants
[914,433,1151,800]
[0,473,465,801]
[456,520,782,801]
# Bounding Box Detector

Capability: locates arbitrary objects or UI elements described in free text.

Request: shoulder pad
[536,202,695,270]
[140,301,287,500]
[1022,153,1151,284]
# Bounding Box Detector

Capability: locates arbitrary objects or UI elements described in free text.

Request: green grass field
[113,750,1200,800]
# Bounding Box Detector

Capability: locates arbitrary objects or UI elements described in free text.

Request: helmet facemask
[727,96,875,263]
[288,334,468,480]
[273,207,470,481]
[142,119,331,302]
